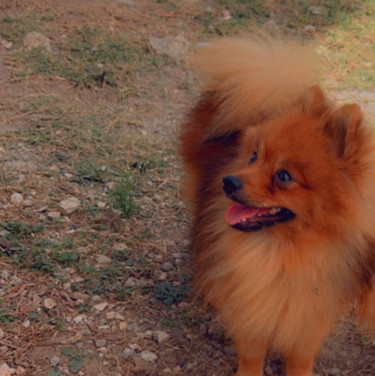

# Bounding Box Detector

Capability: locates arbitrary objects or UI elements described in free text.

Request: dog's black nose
[223,175,244,196]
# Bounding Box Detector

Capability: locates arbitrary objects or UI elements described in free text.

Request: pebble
[122,347,135,359]
[0,271,9,280]
[10,275,22,286]
[43,298,56,310]
[160,262,173,272]
[58,197,80,215]
[125,277,136,288]
[154,330,170,344]
[90,295,102,303]
[72,292,90,303]
[50,356,60,366]
[73,315,85,324]
[119,321,128,330]
[144,330,153,339]
[113,243,129,251]
[22,320,30,328]
[97,201,107,210]
[10,192,23,204]
[96,255,112,264]
[95,339,106,347]
[23,31,51,51]
[47,211,61,219]
[94,302,108,312]
[0,328,3,339]
[105,311,116,320]
[140,350,158,363]
[149,34,191,62]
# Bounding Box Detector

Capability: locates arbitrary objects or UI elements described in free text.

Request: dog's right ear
[325,103,364,158]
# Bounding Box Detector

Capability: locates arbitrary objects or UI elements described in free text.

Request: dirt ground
[0,1,375,375]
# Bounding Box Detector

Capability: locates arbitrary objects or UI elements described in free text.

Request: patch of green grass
[109,170,140,218]
[48,371,62,376]
[197,0,366,36]
[61,347,90,373]
[0,308,15,325]
[16,25,154,89]
[0,14,40,43]
[322,0,375,89]
[1,220,45,240]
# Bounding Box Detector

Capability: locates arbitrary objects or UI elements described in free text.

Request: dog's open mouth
[225,204,295,232]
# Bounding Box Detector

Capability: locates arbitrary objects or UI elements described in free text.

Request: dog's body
[180,37,375,376]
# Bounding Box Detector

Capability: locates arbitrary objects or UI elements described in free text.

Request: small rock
[58,197,80,215]
[119,321,128,330]
[160,262,173,272]
[50,356,60,366]
[10,275,22,286]
[149,35,190,63]
[125,277,136,287]
[22,320,30,328]
[122,347,135,359]
[10,192,23,204]
[71,292,90,303]
[137,279,149,288]
[128,343,140,351]
[94,302,108,312]
[140,350,158,363]
[304,25,316,33]
[96,254,112,264]
[97,201,107,210]
[114,312,125,320]
[47,211,61,219]
[144,330,153,339]
[0,39,12,49]
[73,315,85,324]
[90,295,102,303]
[154,330,170,344]
[221,9,231,20]
[23,31,51,51]
[105,311,116,320]
[127,322,139,332]
[1,271,9,280]
[0,328,4,339]
[113,243,129,251]
[154,254,163,262]
[95,339,107,347]
[43,298,56,310]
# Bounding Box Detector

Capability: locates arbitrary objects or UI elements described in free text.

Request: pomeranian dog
[180,36,375,376]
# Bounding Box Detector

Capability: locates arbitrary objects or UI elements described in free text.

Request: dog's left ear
[300,85,328,118]
[325,103,363,158]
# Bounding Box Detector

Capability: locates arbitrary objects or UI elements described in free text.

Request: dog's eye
[275,169,293,184]
[249,151,257,164]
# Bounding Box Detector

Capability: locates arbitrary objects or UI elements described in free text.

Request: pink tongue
[225,204,263,226]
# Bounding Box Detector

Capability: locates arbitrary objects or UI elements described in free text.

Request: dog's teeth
[269,208,281,215]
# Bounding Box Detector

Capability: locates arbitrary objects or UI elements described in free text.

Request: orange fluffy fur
[180,36,375,376]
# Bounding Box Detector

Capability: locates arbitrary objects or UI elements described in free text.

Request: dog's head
[222,86,373,237]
